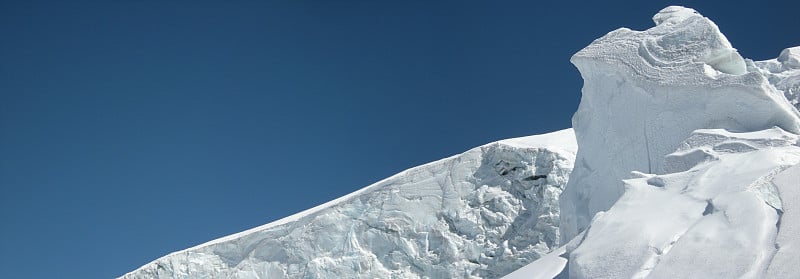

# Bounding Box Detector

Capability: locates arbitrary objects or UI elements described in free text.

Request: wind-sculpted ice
[506,5,800,279]
[509,127,800,279]
[121,129,577,279]
[560,5,800,242]
[754,46,800,110]
[566,128,800,279]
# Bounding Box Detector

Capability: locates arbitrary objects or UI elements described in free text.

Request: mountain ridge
[122,130,577,278]
[123,5,800,279]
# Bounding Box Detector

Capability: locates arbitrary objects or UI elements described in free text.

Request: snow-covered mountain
[123,6,800,279]
[121,130,577,278]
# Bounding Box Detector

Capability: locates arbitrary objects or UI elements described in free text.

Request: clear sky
[1,0,797,278]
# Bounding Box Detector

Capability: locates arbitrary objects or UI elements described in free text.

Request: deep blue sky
[1,1,797,278]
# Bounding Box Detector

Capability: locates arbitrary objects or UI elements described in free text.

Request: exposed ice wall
[560,6,800,242]
[122,130,577,279]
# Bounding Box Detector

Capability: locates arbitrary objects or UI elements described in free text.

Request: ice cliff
[559,6,800,242]
[121,130,577,279]
[507,6,800,279]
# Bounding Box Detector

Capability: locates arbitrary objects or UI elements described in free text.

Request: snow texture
[754,46,800,110]
[765,164,800,279]
[567,128,800,279]
[560,5,800,242]
[501,246,567,279]
[121,129,578,279]
[509,5,800,279]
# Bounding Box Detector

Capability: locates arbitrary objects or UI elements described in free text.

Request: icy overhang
[560,5,800,242]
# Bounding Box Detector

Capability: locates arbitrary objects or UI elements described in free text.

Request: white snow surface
[121,129,578,279]
[501,246,567,279]
[509,127,800,279]
[754,46,800,110]
[765,163,800,279]
[560,5,800,242]
[566,128,800,279]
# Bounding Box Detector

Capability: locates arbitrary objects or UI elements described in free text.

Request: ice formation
[121,130,577,279]
[559,5,800,241]
[123,5,800,279]
[566,128,800,278]
[512,5,800,279]
[754,46,800,110]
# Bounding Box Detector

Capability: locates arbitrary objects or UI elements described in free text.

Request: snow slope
[567,128,800,278]
[121,129,577,279]
[511,6,800,279]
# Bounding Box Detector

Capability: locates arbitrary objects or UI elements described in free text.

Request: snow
[121,129,577,279]
[559,5,800,242]
[778,47,800,69]
[502,246,567,279]
[498,129,577,152]
[754,46,800,110]
[566,128,800,278]
[509,5,800,279]
[765,164,800,279]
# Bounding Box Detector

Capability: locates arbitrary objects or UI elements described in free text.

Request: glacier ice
[753,46,800,110]
[559,5,800,242]
[509,5,800,279]
[121,130,577,279]
[566,128,800,279]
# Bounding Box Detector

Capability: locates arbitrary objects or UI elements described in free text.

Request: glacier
[511,5,800,279]
[123,5,800,279]
[559,5,800,242]
[121,130,577,279]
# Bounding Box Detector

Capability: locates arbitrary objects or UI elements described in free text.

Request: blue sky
[1,1,797,278]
